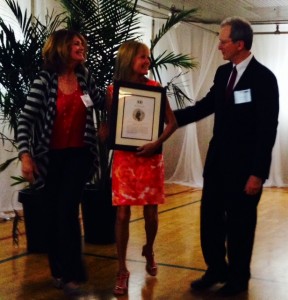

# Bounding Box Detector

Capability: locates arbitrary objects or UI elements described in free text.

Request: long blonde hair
[114,40,149,81]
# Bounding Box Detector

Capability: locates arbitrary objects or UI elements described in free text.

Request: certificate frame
[109,80,166,153]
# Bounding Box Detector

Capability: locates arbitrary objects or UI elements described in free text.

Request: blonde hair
[114,40,149,81]
[42,29,87,73]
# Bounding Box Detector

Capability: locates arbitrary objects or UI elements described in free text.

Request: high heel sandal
[142,245,158,276]
[113,271,130,296]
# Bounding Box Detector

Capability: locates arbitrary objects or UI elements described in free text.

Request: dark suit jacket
[174,57,279,181]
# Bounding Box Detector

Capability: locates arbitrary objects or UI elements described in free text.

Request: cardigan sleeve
[17,71,49,157]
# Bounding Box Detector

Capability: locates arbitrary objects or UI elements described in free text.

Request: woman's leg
[113,205,131,296]
[143,205,158,252]
[44,148,93,286]
[115,206,131,272]
[142,205,158,276]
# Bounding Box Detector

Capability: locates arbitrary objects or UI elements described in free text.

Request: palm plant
[0,0,66,247]
[150,9,198,107]
[0,0,65,176]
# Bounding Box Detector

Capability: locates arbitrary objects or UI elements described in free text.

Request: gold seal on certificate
[109,80,166,153]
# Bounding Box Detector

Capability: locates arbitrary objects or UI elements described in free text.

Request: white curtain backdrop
[252,31,288,186]
[153,20,288,188]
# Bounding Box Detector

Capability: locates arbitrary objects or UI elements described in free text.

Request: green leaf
[0,156,18,172]
[10,175,29,186]
[0,0,65,135]
[150,8,198,51]
[60,0,141,91]
[152,51,198,70]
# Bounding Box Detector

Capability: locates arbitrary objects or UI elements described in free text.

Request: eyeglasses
[218,39,233,46]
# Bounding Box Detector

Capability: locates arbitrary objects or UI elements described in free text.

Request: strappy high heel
[113,271,130,296]
[142,245,158,276]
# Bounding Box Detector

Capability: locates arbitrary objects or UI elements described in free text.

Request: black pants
[200,173,262,282]
[42,147,93,284]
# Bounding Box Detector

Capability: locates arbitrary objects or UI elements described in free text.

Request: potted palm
[0,0,65,252]
[0,0,198,246]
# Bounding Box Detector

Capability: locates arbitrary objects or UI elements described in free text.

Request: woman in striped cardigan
[17,29,104,297]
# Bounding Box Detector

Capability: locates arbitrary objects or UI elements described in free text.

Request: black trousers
[42,147,93,284]
[200,172,262,282]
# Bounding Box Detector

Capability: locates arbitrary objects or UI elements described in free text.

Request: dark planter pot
[18,188,48,253]
[81,184,116,244]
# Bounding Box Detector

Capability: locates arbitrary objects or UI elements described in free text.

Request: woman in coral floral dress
[105,40,177,296]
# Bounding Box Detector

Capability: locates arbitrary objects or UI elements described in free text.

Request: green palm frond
[10,175,28,186]
[163,72,195,108]
[0,156,18,172]
[149,7,198,107]
[60,0,141,91]
[150,8,198,51]
[0,0,65,136]
[3,0,28,32]
[151,51,198,71]
[168,81,195,108]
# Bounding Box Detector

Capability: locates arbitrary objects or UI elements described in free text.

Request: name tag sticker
[234,89,252,104]
[81,94,93,107]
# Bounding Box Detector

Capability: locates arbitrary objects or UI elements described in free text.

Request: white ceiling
[137,0,288,25]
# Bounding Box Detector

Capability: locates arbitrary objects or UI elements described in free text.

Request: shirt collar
[234,53,253,73]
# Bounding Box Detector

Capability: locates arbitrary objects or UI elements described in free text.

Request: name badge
[234,89,252,104]
[81,94,93,107]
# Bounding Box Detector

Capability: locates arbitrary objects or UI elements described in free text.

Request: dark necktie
[226,66,237,100]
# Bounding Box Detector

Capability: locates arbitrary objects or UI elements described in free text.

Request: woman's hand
[21,153,39,184]
[136,141,160,157]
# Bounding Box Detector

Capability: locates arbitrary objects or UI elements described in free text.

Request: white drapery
[152,20,288,187]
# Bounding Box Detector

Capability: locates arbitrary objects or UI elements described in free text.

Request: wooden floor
[1,184,288,300]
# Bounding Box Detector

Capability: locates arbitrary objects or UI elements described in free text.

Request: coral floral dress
[109,79,165,206]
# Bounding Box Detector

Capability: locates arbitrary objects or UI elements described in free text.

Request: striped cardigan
[17,67,104,188]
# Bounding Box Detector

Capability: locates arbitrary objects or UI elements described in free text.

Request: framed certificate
[109,80,166,153]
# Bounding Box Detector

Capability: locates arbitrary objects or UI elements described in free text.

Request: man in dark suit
[174,17,279,296]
